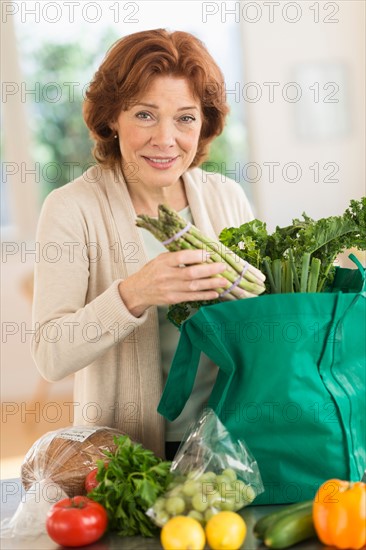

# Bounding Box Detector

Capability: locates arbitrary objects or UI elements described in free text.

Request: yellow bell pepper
[313,478,366,550]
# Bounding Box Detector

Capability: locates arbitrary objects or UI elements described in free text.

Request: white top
[139,206,218,441]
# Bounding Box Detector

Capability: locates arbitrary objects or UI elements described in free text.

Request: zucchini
[264,509,316,549]
[254,500,313,540]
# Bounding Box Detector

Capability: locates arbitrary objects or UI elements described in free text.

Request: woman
[31,29,254,459]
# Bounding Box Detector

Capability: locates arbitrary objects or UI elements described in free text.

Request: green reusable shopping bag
[158,261,366,505]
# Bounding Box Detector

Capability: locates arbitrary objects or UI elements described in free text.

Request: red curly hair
[83,29,230,170]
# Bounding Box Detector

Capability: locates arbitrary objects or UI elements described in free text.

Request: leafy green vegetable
[253,197,366,292]
[220,197,365,295]
[167,299,220,328]
[88,435,172,537]
[168,198,365,325]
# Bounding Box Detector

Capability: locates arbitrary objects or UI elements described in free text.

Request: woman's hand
[118,249,227,318]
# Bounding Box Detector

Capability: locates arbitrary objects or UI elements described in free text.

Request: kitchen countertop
[0,479,325,549]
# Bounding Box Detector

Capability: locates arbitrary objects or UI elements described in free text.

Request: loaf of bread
[21,426,124,496]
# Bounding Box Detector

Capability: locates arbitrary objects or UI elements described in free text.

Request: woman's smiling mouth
[142,156,179,169]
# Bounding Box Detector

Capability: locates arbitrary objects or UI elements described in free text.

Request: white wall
[1,14,73,402]
[1,11,39,240]
[240,0,365,229]
[1,253,74,401]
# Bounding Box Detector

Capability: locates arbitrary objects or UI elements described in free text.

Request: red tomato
[46,496,108,547]
[85,468,100,492]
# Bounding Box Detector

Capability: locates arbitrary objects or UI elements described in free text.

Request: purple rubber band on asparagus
[162,222,192,246]
[219,262,249,298]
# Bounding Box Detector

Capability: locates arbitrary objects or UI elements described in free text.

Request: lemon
[205,511,247,550]
[161,516,206,550]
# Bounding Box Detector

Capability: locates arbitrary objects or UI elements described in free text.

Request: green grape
[187,469,202,480]
[174,475,188,485]
[200,471,217,482]
[153,498,165,512]
[233,480,255,504]
[155,510,170,525]
[191,493,208,512]
[222,468,237,482]
[166,476,186,491]
[165,496,186,515]
[206,490,222,507]
[246,485,256,502]
[168,485,184,497]
[182,480,200,497]
[216,475,232,496]
[166,480,180,491]
[234,479,247,493]
[240,483,256,503]
[220,498,236,511]
[187,510,204,524]
[204,509,216,522]
[201,480,218,501]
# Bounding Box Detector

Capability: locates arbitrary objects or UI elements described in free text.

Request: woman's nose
[150,120,176,148]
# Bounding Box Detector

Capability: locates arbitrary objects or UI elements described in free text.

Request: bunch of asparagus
[136,204,266,300]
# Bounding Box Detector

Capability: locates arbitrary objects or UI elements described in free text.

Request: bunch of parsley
[168,197,365,325]
[88,435,172,537]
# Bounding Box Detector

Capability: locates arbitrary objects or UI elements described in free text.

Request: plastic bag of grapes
[147,408,264,527]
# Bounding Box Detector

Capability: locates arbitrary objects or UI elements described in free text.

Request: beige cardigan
[31,166,253,457]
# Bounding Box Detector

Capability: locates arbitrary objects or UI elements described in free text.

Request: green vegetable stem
[288,249,300,292]
[307,257,321,293]
[300,253,311,293]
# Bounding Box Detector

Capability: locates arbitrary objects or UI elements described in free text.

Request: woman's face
[113,75,203,190]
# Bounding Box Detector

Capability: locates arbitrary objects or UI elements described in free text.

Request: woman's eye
[180,115,196,123]
[136,112,152,120]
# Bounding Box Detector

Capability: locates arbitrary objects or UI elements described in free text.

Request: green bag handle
[157,319,236,421]
[347,253,366,290]
[157,327,203,421]
[317,254,365,479]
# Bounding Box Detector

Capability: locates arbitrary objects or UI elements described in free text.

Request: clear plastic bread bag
[0,425,123,538]
[147,408,264,527]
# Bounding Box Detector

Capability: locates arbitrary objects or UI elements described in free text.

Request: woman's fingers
[153,250,228,297]
[132,250,231,308]
[120,250,229,315]
[182,276,227,292]
[170,290,221,304]
[181,262,226,281]
[164,249,214,267]
[158,250,226,279]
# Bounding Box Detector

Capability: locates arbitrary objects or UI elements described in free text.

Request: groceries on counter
[21,426,125,497]
[2,416,365,549]
[1,426,124,539]
[254,478,366,550]
[46,496,108,547]
[147,409,264,529]
[160,512,247,550]
[313,479,366,550]
[85,434,172,537]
